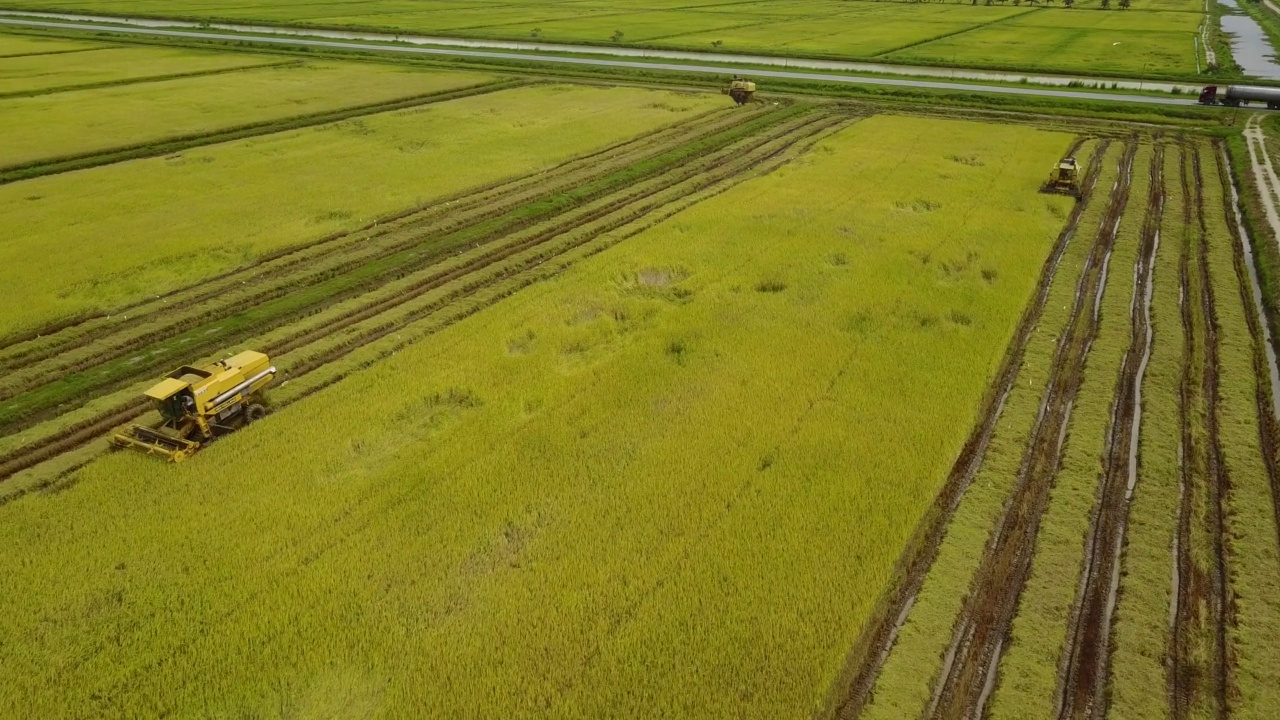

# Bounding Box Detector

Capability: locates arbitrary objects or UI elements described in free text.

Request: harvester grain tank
[110,350,276,462]
[724,76,756,105]
[1198,84,1280,108]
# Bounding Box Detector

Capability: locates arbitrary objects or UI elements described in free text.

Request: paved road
[0,9,1204,94]
[0,15,1201,108]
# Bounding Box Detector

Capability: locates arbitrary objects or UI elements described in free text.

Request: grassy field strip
[1207,144,1280,720]
[1169,143,1226,720]
[265,114,853,404]
[828,135,1101,719]
[0,84,724,340]
[1107,144,1184,720]
[929,140,1137,720]
[268,113,848,378]
[0,102,749,468]
[0,110,848,507]
[0,114,1073,718]
[0,0,1208,77]
[858,140,1121,720]
[0,102,739,362]
[0,31,101,55]
[0,44,289,96]
[986,142,1152,719]
[0,103,796,435]
[0,106,822,484]
[881,9,1202,77]
[0,62,506,174]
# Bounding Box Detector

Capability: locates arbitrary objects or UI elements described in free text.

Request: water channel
[1219,0,1280,80]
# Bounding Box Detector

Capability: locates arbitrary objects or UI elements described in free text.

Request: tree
[1119,0,1130,7]
[1099,0,1109,8]
[1063,0,1074,6]
[611,29,624,42]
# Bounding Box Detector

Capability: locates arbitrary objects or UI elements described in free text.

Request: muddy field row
[836,136,1280,719]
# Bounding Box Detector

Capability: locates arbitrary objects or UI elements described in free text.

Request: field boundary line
[0,103,738,354]
[823,136,1109,720]
[870,7,1043,59]
[0,45,105,59]
[0,77,527,184]
[0,57,300,100]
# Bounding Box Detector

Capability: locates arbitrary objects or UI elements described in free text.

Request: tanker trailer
[1198,84,1280,108]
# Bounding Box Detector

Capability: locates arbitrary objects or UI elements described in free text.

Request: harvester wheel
[246,404,269,423]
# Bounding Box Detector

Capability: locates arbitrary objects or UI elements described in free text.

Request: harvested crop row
[1107,143,1185,720]
[1170,143,1230,720]
[0,102,747,367]
[0,111,850,503]
[0,104,806,433]
[928,139,1138,720]
[829,134,1100,720]
[986,141,1154,719]
[858,140,1125,720]
[1051,142,1163,720]
[1207,144,1280,720]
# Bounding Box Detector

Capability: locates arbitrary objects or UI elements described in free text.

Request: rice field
[0,0,1213,77]
[3,22,1280,720]
[844,134,1280,720]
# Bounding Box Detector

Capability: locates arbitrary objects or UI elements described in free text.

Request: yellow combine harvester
[724,76,757,106]
[1043,156,1081,198]
[111,350,276,462]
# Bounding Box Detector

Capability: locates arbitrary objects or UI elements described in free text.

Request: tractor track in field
[0,104,801,432]
[1054,142,1164,720]
[926,139,1137,720]
[0,103,738,360]
[1169,143,1231,720]
[1217,140,1280,568]
[828,136,1107,720]
[0,108,846,490]
[0,77,527,185]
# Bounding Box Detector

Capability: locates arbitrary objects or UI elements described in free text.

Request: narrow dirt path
[828,137,1107,720]
[1054,144,1164,720]
[1242,114,1280,251]
[925,141,1138,720]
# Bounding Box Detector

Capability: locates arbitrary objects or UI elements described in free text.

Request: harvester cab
[1043,156,1081,198]
[111,350,276,462]
[724,76,756,106]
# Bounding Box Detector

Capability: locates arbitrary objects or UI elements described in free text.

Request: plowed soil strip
[927,140,1138,720]
[829,136,1107,720]
[0,110,840,485]
[0,113,847,500]
[1055,143,1164,720]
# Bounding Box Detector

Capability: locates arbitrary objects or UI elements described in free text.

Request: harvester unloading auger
[111,350,276,462]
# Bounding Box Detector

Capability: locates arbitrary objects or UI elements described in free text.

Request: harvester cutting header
[111,350,276,462]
